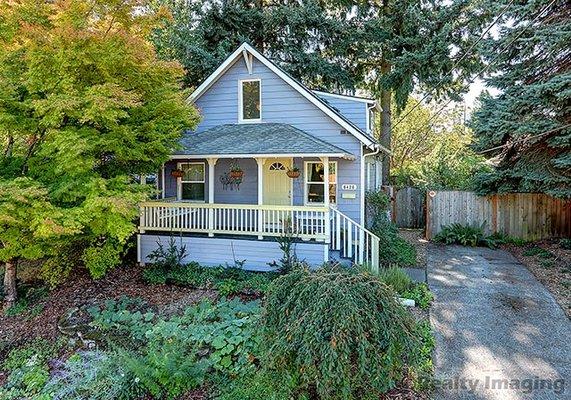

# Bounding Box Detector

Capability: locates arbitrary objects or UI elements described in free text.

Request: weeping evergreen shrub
[263,266,422,399]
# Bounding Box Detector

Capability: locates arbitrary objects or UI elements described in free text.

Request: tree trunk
[380,61,392,185]
[3,260,17,312]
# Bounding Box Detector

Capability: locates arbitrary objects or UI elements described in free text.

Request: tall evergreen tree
[471,0,570,198]
[153,0,489,183]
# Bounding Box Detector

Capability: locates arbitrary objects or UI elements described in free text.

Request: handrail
[139,202,329,241]
[329,207,380,273]
[139,201,327,212]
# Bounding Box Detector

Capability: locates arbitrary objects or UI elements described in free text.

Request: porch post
[161,164,165,199]
[207,158,218,237]
[256,158,265,240]
[320,157,331,251]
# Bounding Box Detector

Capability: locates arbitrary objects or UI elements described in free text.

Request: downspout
[362,145,381,227]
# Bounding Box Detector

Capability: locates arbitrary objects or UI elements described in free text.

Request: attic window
[239,79,261,122]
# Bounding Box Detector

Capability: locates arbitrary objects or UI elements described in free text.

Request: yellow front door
[263,158,291,205]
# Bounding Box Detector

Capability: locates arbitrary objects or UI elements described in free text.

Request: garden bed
[503,239,571,318]
[1,262,434,399]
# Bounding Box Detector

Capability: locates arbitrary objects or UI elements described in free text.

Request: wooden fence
[426,191,571,240]
[393,186,425,228]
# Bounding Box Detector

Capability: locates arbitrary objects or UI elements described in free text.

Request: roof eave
[170,152,355,160]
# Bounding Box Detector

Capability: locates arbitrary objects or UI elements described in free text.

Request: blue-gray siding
[315,93,370,133]
[188,57,364,223]
[138,234,326,271]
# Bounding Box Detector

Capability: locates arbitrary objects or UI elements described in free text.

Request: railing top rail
[140,201,328,212]
[330,206,379,240]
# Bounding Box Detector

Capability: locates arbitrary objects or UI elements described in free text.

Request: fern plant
[434,223,490,247]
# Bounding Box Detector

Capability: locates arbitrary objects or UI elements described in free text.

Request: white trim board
[313,90,375,104]
[188,42,389,153]
[170,153,355,160]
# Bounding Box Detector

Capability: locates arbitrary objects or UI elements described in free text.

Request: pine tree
[153,0,489,183]
[471,0,570,198]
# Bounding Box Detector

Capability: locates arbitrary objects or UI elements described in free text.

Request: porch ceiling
[173,123,353,159]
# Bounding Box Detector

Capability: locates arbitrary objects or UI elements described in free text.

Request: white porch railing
[329,207,380,273]
[139,201,380,272]
[139,202,329,241]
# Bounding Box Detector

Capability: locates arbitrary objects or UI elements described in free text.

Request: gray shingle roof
[174,123,351,156]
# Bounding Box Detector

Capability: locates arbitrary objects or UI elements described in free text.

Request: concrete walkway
[428,245,571,400]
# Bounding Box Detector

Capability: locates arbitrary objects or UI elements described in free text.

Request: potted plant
[286,165,301,179]
[230,164,244,179]
[171,168,184,178]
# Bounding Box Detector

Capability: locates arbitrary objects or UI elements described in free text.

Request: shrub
[44,350,144,400]
[371,216,417,267]
[147,236,188,270]
[143,262,275,296]
[263,266,422,399]
[377,266,412,293]
[559,238,571,250]
[214,370,294,400]
[433,223,498,247]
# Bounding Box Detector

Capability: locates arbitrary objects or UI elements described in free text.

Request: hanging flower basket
[230,163,244,179]
[230,170,244,179]
[171,169,184,178]
[286,165,301,179]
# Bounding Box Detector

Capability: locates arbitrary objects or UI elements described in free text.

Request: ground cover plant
[142,237,276,296]
[376,267,433,309]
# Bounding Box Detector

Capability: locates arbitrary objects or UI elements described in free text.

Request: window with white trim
[179,162,205,201]
[239,79,261,122]
[305,161,337,204]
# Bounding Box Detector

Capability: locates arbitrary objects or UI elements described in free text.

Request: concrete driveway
[428,245,571,400]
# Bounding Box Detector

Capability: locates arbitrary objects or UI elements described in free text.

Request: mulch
[503,239,571,319]
[0,265,216,357]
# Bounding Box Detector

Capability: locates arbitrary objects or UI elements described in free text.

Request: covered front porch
[138,123,380,270]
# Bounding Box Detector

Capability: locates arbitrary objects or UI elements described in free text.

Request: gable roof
[188,42,389,154]
[173,123,353,159]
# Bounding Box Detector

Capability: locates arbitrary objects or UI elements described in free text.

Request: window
[179,162,205,201]
[239,79,261,122]
[305,161,337,204]
[269,162,285,171]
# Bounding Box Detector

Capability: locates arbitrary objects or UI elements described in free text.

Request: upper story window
[239,79,261,122]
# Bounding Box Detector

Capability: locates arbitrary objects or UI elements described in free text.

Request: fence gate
[392,186,425,228]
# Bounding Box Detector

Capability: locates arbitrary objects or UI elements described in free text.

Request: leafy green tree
[391,100,487,189]
[0,0,199,307]
[470,0,570,198]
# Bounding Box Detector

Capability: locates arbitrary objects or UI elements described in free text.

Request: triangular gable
[188,43,389,153]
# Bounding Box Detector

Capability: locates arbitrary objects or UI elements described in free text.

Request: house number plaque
[341,184,357,190]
